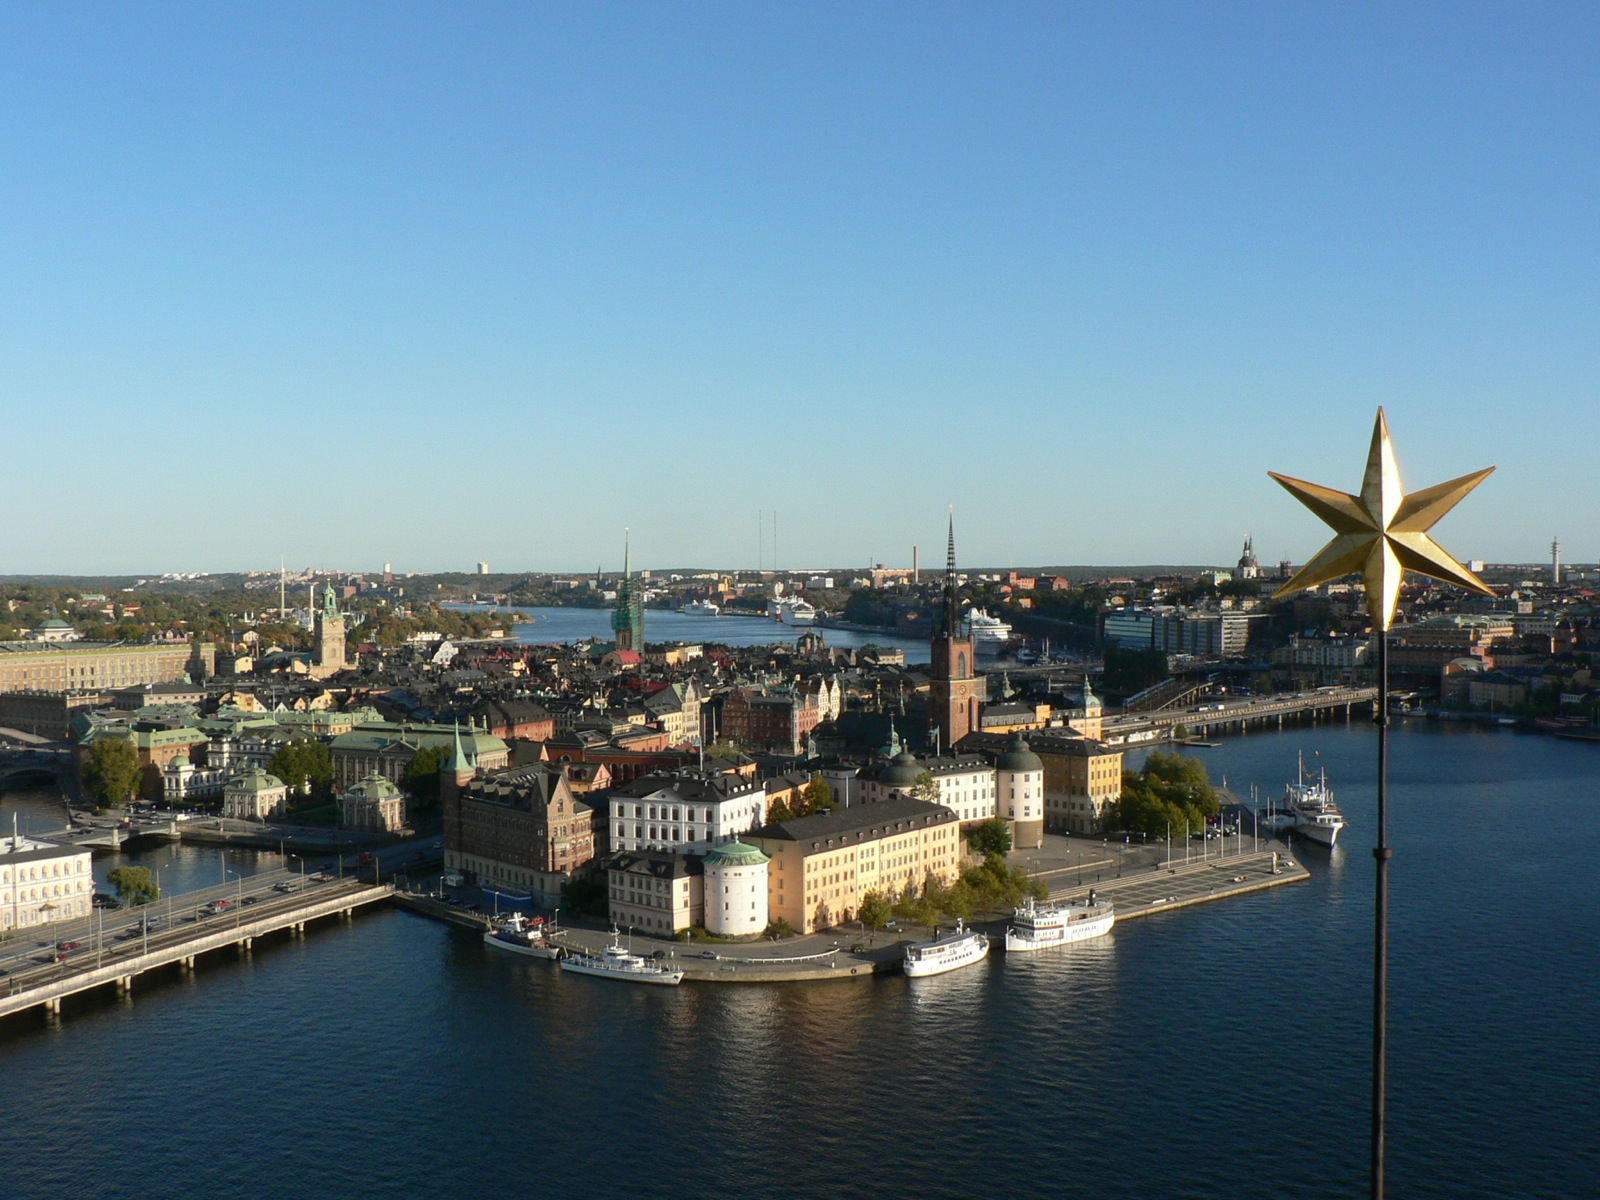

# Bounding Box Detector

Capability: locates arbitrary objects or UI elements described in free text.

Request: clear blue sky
[2,3,1595,576]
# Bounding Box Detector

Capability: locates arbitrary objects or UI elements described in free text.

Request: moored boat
[962,607,1013,649]
[680,599,721,616]
[483,912,562,960]
[903,919,989,977]
[1004,891,1115,953]
[1284,752,1345,847]
[559,930,684,985]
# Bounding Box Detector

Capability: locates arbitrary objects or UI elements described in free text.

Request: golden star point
[1270,408,1495,632]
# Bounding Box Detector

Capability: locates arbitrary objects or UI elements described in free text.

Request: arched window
[957,652,967,678]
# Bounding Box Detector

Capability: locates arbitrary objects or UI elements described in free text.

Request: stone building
[312,587,346,679]
[605,851,702,937]
[0,639,214,694]
[607,770,768,855]
[703,839,770,937]
[444,764,595,906]
[1,833,94,931]
[222,768,289,821]
[340,773,408,833]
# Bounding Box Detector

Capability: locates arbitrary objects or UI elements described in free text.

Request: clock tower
[930,510,983,751]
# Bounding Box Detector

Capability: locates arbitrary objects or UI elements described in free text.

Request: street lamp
[224,868,245,926]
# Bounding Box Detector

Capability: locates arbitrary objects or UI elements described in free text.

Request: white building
[862,751,996,827]
[162,754,230,803]
[703,839,770,936]
[222,768,289,821]
[1,834,93,931]
[994,734,1045,848]
[608,771,768,854]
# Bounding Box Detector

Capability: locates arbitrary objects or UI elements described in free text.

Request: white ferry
[1284,752,1345,847]
[903,919,989,977]
[962,607,1013,649]
[483,912,561,961]
[1003,891,1115,953]
[680,599,721,616]
[559,930,684,986]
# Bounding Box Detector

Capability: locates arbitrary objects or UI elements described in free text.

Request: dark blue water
[1,723,1594,1199]
[497,603,934,664]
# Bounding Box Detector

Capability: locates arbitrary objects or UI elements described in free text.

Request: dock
[1042,847,1307,918]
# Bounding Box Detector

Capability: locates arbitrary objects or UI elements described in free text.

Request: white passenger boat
[1003,891,1115,953]
[903,919,989,977]
[559,930,684,985]
[767,597,818,626]
[962,607,1013,649]
[1284,752,1345,847]
[483,912,561,960]
[680,599,721,616]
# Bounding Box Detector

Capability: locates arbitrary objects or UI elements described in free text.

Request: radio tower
[1552,537,1561,586]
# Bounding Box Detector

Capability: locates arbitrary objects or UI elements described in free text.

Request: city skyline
[3,6,1596,573]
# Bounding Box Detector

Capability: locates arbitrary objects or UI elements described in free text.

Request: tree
[267,738,332,798]
[704,739,742,761]
[82,737,141,810]
[1110,751,1220,840]
[910,770,942,806]
[401,745,448,806]
[766,797,795,823]
[858,890,892,930]
[968,817,1013,857]
[107,865,159,906]
[802,772,835,813]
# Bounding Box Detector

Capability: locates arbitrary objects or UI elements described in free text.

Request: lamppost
[1271,408,1494,1200]
[224,868,245,927]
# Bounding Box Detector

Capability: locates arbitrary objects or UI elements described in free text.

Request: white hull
[681,601,720,616]
[904,924,989,977]
[483,931,561,960]
[1004,906,1115,953]
[1293,820,1342,847]
[559,956,683,985]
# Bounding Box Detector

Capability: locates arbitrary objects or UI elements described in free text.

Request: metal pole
[1373,630,1391,1200]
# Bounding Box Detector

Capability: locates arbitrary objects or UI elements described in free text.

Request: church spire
[943,505,961,637]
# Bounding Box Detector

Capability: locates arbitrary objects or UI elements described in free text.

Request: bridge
[1100,686,1378,746]
[0,869,393,1021]
[0,744,73,793]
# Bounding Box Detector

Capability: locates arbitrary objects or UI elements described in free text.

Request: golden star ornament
[1269,408,1495,632]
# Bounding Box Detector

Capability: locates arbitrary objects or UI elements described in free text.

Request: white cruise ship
[483,912,562,960]
[680,599,721,616]
[962,607,1013,649]
[559,930,684,985]
[767,597,818,626]
[903,919,989,977]
[1284,753,1345,847]
[1004,891,1115,953]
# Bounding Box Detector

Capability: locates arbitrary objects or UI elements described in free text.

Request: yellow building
[0,640,214,694]
[1034,732,1122,835]
[749,797,960,934]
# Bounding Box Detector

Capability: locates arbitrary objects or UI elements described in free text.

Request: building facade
[1,834,94,931]
[0,640,214,695]
[607,771,768,855]
[605,851,702,936]
[444,765,595,905]
[222,768,289,820]
[703,839,770,936]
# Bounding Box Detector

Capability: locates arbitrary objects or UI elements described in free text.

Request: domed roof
[704,838,770,868]
[346,772,402,800]
[168,754,191,769]
[880,750,923,787]
[996,733,1043,773]
[228,768,286,792]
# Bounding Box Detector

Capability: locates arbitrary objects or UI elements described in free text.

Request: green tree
[267,738,333,798]
[82,737,141,810]
[968,817,1013,857]
[1110,751,1220,840]
[401,745,448,805]
[910,770,942,806]
[704,739,742,761]
[803,772,835,813]
[107,865,159,906]
[766,797,795,823]
[561,874,609,917]
[858,890,892,930]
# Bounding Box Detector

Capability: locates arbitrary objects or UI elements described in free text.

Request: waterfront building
[444,764,595,905]
[929,514,984,752]
[703,839,771,936]
[221,768,289,821]
[748,796,961,934]
[861,750,995,827]
[340,773,408,833]
[162,754,229,803]
[605,851,702,936]
[0,834,93,931]
[995,733,1045,848]
[607,770,767,855]
[0,689,105,740]
[0,639,214,695]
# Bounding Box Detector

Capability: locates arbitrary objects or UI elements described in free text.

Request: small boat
[1004,891,1115,953]
[903,919,989,977]
[559,929,684,985]
[483,912,561,960]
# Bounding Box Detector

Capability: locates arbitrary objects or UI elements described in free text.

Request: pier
[0,871,392,1021]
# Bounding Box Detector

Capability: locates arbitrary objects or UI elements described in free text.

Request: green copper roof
[703,838,770,868]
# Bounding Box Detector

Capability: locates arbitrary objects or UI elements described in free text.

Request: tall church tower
[929,510,983,752]
[611,529,645,653]
[314,584,346,675]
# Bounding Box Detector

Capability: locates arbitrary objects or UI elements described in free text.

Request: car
[272,882,294,893]
[698,950,718,959]
[241,896,258,906]
[56,940,82,953]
